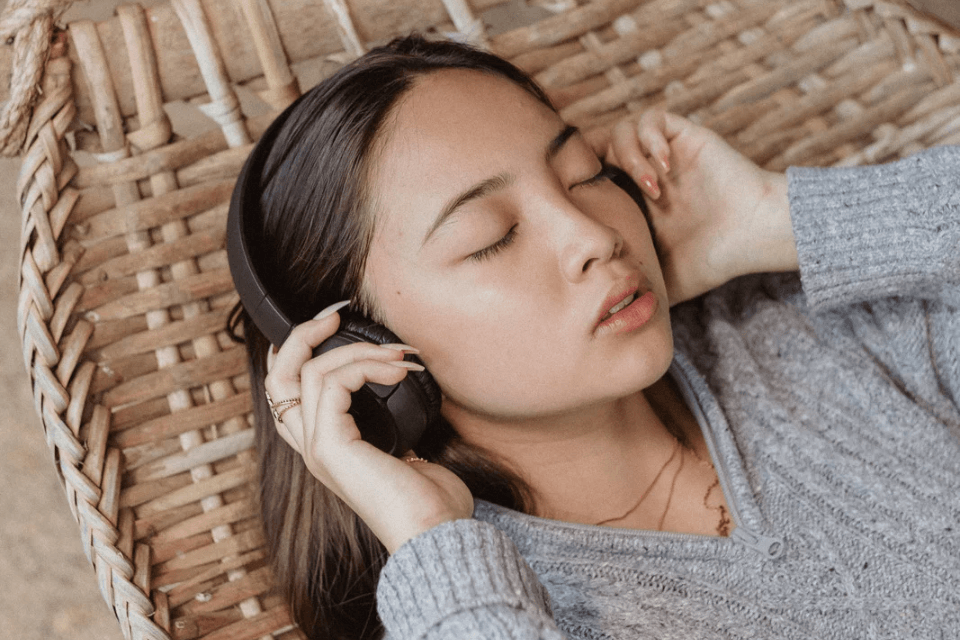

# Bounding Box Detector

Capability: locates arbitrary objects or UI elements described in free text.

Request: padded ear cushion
[338,313,442,425]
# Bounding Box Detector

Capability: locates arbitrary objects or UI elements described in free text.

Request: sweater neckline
[473,352,784,560]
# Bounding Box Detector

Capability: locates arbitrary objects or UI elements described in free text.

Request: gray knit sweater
[376,146,960,639]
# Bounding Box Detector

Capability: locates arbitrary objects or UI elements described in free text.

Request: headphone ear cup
[341,314,403,345]
[336,313,442,438]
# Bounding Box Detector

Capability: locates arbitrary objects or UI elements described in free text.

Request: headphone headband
[226,100,306,347]
[225,101,443,456]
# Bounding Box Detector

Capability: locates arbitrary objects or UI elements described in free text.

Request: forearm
[378,519,564,640]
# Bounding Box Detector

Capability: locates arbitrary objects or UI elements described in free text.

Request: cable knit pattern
[789,145,960,309]
[377,146,960,639]
[378,519,561,639]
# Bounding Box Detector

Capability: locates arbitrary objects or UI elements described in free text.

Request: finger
[274,415,302,454]
[660,111,694,139]
[267,308,346,382]
[610,118,662,199]
[303,359,416,471]
[302,341,416,384]
[286,339,414,463]
[585,126,612,161]
[636,110,672,176]
[297,342,416,432]
[312,359,419,430]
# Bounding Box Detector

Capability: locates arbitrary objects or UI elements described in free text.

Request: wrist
[726,171,796,279]
[760,171,797,271]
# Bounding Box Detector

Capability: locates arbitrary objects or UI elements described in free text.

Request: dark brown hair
[231,34,552,639]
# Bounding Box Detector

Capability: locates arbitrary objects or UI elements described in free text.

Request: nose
[554,200,624,282]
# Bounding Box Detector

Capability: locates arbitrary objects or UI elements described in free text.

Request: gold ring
[265,390,301,423]
[274,401,301,423]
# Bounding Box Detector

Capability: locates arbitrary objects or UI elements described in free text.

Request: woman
[231,35,960,639]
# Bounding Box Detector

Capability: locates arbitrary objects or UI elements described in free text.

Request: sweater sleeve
[786,145,960,311]
[377,519,565,640]
[785,145,960,413]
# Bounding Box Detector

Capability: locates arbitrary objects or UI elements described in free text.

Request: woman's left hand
[600,110,797,305]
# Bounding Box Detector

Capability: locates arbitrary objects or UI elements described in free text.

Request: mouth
[594,275,659,335]
[599,291,638,323]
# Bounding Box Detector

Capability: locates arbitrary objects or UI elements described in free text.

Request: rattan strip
[0,0,69,155]
[236,0,302,110]
[67,7,277,640]
[440,0,489,46]
[321,0,367,58]
[71,17,179,639]
[491,0,640,58]
[171,0,251,147]
[27,0,511,127]
[534,0,960,170]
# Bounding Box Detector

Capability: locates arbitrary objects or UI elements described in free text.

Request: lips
[599,291,638,322]
[593,274,658,335]
[595,277,641,328]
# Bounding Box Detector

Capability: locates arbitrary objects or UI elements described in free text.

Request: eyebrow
[421,124,580,247]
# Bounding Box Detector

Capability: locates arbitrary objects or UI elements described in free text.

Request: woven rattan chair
[3,0,960,638]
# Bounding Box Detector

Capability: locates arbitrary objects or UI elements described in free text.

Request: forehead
[371,68,561,205]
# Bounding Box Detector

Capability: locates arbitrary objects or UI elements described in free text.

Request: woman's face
[364,69,673,425]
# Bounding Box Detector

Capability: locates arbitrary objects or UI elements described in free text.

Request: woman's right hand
[602,111,795,305]
[264,302,474,554]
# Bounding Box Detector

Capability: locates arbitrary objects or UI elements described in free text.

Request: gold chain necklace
[594,438,731,536]
[594,438,681,526]
[689,445,732,536]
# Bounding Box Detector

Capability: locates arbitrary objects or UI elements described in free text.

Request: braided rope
[0,0,74,156]
[15,18,172,640]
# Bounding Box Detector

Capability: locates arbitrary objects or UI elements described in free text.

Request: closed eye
[469,224,518,262]
[466,164,613,263]
[575,165,619,188]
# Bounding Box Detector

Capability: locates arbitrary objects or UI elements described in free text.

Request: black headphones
[226,99,442,457]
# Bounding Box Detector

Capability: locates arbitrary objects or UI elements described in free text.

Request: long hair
[230,35,550,639]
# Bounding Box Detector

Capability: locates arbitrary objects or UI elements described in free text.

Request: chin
[618,327,675,391]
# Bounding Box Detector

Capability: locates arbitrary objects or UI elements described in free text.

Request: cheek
[378,276,667,419]
[369,255,571,412]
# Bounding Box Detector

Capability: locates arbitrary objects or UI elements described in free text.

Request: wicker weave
[7,0,960,638]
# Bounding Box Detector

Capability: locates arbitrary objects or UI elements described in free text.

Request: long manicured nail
[382,343,420,354]
[659,155,670,174]
[388,361,425,372]
[315,299,350,320]
[640,175,660,198]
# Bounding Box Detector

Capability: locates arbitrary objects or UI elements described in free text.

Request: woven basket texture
[10,0,960,638]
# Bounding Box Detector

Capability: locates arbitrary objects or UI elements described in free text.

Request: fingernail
[659,155,670,173]
[640,175,660,198]
[314,300,350,320]
[388,361,425,372]
[382,343,420,354]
